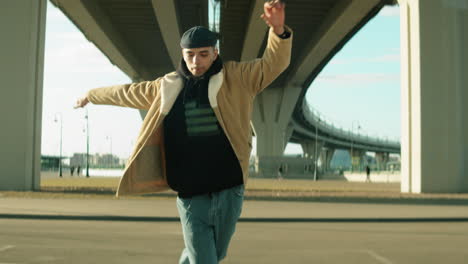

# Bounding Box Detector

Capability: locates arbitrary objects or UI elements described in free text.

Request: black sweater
[163,58,243,198]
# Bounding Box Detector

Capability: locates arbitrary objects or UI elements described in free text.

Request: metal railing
[302,100,400,149]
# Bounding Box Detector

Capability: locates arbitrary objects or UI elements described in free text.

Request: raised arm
[74,78,161,110]
[261,0,286,35]
[235,0,292,96]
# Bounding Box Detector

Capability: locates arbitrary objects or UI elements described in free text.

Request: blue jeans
[176,184,244,264]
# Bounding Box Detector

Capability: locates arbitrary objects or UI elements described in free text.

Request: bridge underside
[1,0,467,193]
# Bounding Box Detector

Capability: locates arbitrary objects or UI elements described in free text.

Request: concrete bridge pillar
[349,149,365,171]
[0,0,47,191]
[375,152,390,171]
[253,86,302,157]
[399,0,468,193]
[320,148,335,172]
[300,141,324,160]
[300,142,314,159]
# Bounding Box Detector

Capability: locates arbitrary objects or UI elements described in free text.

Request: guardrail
[302,100,400,149]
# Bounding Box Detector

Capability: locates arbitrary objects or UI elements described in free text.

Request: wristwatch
[277,30,291,39]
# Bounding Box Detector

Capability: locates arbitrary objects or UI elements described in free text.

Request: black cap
[180,26,218,48]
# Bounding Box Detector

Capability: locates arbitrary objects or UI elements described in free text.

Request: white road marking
[364,249,394,264]
[0,245,15,252]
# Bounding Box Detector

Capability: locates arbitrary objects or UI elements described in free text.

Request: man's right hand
[74,96,89,108]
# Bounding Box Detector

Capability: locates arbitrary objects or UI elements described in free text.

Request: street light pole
[350,130,353,172]
[85,108,90,177]
[314,118,320,181]
[350,120,361,172]
[54,113,63,177]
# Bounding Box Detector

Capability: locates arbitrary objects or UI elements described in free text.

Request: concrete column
[349,149,365,171]
[253,86,301,157]
[399,0,468,193]
[300,141,324,160]
[301,141,325,176]
[0,0,47,190]
[375,152,390,171]
[300,142,314,159]
[321,148,335,171]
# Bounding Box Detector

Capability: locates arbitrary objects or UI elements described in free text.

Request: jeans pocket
[177,197,193,212]
[232,184,245,197]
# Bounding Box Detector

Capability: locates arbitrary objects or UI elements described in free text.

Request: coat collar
[159,70,224,115]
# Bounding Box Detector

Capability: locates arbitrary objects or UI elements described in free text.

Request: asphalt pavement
[1,196,468,263]
[1,197,468,221]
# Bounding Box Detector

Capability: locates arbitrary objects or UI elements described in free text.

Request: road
[1,218,468,263]
[1,198,468,263]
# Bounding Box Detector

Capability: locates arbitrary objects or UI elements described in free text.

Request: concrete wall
[0,0,47,190]
[400,0,468,193]
[251,156,316,179]
[340,172,400,183]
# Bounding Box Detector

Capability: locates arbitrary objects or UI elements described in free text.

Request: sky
[41,2,401,159]
[306,6,401,142]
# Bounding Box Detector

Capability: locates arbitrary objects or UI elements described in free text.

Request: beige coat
[87,27,292,196]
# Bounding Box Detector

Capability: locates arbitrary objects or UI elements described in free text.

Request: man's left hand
[261,0,286,35]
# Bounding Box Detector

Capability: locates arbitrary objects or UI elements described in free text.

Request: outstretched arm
[73,79,161,110]
[74,97,89,108]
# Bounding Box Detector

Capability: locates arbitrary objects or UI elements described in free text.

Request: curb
[2,213,468,223]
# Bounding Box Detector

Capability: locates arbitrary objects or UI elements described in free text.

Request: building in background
[70,153,125,168]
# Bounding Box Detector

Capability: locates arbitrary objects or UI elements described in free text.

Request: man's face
[182,46,218,77]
